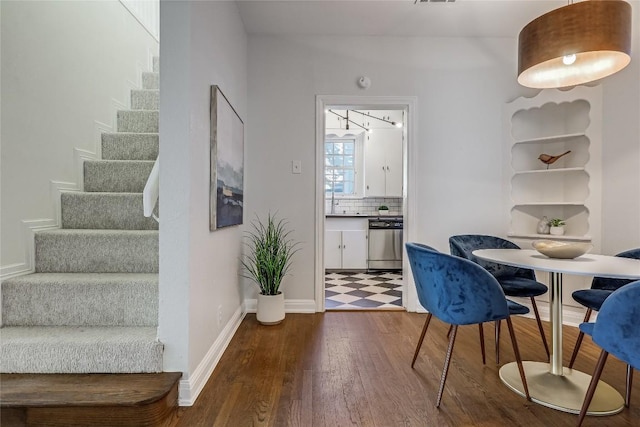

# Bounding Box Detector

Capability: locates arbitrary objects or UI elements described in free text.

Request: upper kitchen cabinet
[364,128,403,197]
[503,85,602,250]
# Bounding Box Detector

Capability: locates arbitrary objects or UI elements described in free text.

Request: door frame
[314,95,419,312]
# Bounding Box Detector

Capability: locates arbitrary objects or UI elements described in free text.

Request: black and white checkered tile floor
[325,271,403,310]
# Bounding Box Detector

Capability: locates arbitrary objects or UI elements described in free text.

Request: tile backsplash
[325,197,403,216]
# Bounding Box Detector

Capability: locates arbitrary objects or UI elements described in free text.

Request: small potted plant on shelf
[548,218,566,236]
[241,213,300,325]
[378,205,389,216]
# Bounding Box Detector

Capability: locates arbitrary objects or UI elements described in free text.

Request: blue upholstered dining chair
[449,235,550,363]
[568,247,640,408]
[576,281,640,427]
[405,242,530,408]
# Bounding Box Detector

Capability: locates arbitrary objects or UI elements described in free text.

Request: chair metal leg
[479,323,486,365]
[569,309,593,369]
[506,317,530,401]
[495,320,501,364]
[530,297,550,358]
[412,313,433,368]
[626,365,633,408]
[577,349,609,427]
[436,324,458,408]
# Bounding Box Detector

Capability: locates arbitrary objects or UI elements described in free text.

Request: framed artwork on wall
[210,85,244,231]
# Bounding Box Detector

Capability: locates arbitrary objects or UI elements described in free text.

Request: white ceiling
[237,0,568,38]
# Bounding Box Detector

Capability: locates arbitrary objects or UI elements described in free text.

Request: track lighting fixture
[327,109,372,133]
[351,110,403,128]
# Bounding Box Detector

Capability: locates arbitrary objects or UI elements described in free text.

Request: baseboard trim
[243,298,317,313]
[0,263,32,281]
[177,305,246,406]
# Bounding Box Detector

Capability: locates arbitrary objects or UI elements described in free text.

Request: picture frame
[210,85,244,231]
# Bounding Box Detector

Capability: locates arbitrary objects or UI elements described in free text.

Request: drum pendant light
[518,0,632,89]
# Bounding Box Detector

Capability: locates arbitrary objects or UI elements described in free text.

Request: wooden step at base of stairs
[1,372,181,427]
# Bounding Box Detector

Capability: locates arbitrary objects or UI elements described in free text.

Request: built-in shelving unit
[503,86,602,250]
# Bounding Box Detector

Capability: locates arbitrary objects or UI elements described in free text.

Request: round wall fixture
[357,76,371,89]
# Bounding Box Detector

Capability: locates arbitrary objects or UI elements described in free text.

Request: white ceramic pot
[257,292,285,325]
[549,226,565,236]
[378,209,388,216]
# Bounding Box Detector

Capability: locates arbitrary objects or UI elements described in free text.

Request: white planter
[549,226,565,236]
[378,209,388,216]
[257,292,285,325]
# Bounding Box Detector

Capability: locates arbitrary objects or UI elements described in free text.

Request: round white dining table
[473,249,640,416]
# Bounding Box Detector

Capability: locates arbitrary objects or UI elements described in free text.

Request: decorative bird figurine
[538,150,571,169]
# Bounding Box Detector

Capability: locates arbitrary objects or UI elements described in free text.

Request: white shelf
[513,132,586,145]
[513,167,585,176]
[508,233,592,242]
[513,202,585,207]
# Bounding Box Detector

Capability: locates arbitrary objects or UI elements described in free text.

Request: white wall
[246,28,640,303]
[0,0,158,275]
[600,2,640,254]
[159,0,247,405]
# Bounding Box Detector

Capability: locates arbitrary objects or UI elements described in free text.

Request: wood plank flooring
[172,312,639,427]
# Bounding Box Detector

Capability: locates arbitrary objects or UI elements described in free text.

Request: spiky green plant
[548,218,566,227]
[241,213,300,296]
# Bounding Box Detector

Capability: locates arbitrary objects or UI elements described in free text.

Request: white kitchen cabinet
[364,129,403,197]
[325,218,368,270]
[325,230,343,269]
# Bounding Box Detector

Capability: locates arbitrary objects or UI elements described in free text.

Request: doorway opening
[316,99,412,311]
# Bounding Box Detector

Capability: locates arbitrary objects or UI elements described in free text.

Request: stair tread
[3,272,158,285]
[85,159,155,164]
[102,132,158,136]
[117,109,158,113]
[1,325,159,344]
[0,372,181,407]
[37,229,158,236]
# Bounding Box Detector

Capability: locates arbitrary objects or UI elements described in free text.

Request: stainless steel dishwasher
[367,217,403,270]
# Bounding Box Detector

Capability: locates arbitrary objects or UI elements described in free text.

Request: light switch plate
[292,160,301,174]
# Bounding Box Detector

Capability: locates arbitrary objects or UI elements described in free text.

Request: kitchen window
[325,137,356,196]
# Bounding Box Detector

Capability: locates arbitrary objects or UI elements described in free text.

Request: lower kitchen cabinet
[325,218,368,270]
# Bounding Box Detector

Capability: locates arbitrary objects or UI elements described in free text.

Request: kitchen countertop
[325,214,403,218]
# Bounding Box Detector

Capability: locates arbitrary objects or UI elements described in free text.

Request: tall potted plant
[241,213,299,325]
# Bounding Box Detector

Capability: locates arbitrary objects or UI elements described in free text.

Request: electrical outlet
[218,305,223,326]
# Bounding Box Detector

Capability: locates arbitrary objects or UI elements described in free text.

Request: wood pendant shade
[518,0,631,89]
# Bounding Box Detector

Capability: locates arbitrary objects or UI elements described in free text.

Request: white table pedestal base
[500,361,625,415]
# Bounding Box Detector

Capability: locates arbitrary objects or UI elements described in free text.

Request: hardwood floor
[172,312,639,426]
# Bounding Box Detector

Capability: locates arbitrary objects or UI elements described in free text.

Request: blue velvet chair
[576,280,640,426]
[449,235,550,363]
[406,242,530,407]
[568,247,640,408]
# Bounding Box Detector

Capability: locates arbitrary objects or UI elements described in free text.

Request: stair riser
[84,161,154,193]
[117,110,158,133]
[62,193,158,230]
[142,72,159,90]
[1,342,163,373]
[131,90,159,110]
[35,232,158,273]
[2,281,158,327]
[101,133,158,160]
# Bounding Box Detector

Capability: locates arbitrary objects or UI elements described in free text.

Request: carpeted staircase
[1,57,162,374]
